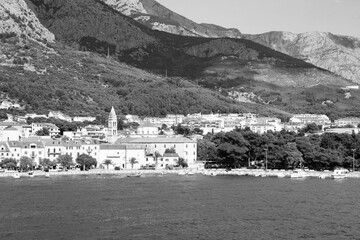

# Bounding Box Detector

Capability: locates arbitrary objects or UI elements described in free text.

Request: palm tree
[154,151,162,167]
[103,159,113,170]
[129,157,138,169]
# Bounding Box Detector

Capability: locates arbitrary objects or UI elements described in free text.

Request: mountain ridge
[244,31,360,83]
[101,0,242,38]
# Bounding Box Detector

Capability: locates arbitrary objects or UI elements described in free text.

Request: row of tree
[0,154,97,171]
[197,127,360,170]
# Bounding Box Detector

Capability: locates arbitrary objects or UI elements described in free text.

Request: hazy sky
[156,0,360,38]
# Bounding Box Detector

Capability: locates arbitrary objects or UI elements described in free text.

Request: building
[107,106,117,143]
[136,121,159,136]
[31,123,60,137]
[116,136,197,168]
[73,116,96,122]
[334,118,360,127]
[250,124,278,134]
[289,114,331,125]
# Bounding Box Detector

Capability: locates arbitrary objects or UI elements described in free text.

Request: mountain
[100,0,242,38]
[0,0,269,118]
[26,0,350,86]
[1,0,359,121]
[244,31,360,83]
[0,0,54,43]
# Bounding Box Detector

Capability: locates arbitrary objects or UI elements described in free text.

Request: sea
[0,174,359,240]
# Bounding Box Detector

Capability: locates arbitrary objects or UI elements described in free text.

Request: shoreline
[2,168,360,179]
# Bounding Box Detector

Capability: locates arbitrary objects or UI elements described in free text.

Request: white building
[136,121,159,136]
[31,123,60,137]
[289,114,331,125]
[116,136,197,168]
[334,118,360,127]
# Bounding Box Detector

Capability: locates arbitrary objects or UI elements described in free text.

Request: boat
[28,171,35,178]
[127,172,142,177]
[290,169,307,178]
[331,168,349,179]
[45,172,50,178]
[187,171,195,175]
[178,171,186,175]
[277,172,287,178]
[12,173,20,179]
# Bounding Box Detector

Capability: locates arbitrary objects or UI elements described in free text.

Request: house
[159,153,180,168]
[73,116,96,122]
[250,124,278,134]
[136,121,159,136]
[0,126,21,141]
[334,118,360,127]
[98,144,145,169]
[289,114,331,125]
[31,123,60,137]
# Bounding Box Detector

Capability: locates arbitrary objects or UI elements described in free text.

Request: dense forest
[197,127,360,170]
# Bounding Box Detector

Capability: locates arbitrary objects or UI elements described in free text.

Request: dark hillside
[26,0,340,83]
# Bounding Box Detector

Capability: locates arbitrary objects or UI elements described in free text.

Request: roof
[109,106,117,119]
[115,136,196,144]
[99,144,144,150]
[0,142,10,152]
[138,121,157,128]
[163,153,179,158]
[0,122,17,126]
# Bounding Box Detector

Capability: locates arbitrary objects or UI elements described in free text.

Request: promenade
[2,168,360,179]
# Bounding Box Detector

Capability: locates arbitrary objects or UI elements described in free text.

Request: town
[0,106,359,171]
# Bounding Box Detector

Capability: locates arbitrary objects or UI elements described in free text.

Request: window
[186,144,188,148]
[24,151,27,155]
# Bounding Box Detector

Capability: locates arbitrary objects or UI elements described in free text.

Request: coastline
[2,168,360,179]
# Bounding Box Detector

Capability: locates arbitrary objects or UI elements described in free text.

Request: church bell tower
[108,106,117,139]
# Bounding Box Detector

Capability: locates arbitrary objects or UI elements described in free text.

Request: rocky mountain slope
[100,0,242,38]
[244,31,360,83]
[1,0,359,120]
[0,0,54,43]
[26,0,350,87]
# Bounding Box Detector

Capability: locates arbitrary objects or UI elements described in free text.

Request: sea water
[0,174,359,239]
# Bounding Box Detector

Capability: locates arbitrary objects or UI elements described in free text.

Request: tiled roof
[99,144,144,150]
[139,121,157,128]
[163,153,179,158]
[115,136,196,144]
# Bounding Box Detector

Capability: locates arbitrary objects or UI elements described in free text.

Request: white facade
[31,123,60,137]
[116,136,197,165]
[136,121,159,135]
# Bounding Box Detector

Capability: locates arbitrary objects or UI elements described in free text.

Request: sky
[156,0,360,38]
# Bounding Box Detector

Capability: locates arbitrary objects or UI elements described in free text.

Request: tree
[129,157,138,169]
[57,154,73,169]
[103,159,113,170]
[284,142,304,169]
[0,158,17,170]
[197,138,218,162]
[39,158,57,169]
[154,151,162,167]
[19,156,34,171]
[36,127,50,136]
[177,157,188,168]
[302,123,320,133]
[164,148,176,154]
[76,154,97,170]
